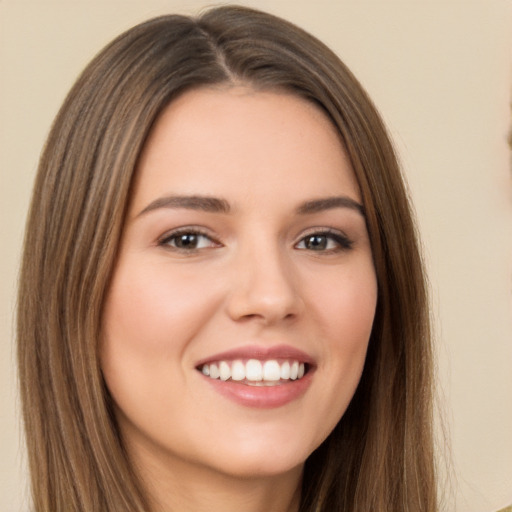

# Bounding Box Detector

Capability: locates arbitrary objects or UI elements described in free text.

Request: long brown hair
[17,5,436,511]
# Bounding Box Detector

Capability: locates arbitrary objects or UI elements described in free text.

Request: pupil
[307,235,327,250]
[176,234,197,248]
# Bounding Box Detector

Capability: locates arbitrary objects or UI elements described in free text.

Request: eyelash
[158,227,220,252]
[158,227,353,253]
[295,228,353,253]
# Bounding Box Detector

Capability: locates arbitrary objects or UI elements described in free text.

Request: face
[101,87,377,482]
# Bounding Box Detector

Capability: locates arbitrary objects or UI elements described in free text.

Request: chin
[195,431,316,479]
[205,452,306,480]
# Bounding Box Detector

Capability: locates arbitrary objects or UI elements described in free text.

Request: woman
[17,5,436,511]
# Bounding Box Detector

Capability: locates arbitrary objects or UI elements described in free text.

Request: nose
[225,241,304,325]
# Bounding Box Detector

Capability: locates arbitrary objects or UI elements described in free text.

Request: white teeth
[200,359,308,383]
[209,363,220,379]
[246,359,263,381]
[231,360,245,381]
[219,361,230,381]
[290,361,299,380]
[263,360,281,381]
[280,361,290,379]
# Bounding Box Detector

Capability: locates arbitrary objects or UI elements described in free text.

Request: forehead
[131,86,360,213]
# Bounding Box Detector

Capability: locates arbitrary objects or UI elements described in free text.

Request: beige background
[1,1,511,510]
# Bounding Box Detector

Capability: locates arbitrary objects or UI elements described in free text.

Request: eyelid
[158,226,221,250]
[156,225,353,253]
[295,227,353,251]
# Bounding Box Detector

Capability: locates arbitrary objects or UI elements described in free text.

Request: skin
[101,86,378,512]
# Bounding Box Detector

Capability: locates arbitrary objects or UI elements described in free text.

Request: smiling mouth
[198,359,309,386]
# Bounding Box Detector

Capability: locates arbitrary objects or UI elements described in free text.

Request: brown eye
[160,230,218,251]
[173,233,200,249]
[296,230,353,252]
[304,235,329,250]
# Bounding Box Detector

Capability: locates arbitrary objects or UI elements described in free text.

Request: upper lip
[195,344,315,367]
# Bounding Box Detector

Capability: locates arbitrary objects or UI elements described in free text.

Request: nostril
[225,286,304,325]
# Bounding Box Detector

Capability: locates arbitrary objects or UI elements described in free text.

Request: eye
[159,228,219,252]
[295,230,353,252]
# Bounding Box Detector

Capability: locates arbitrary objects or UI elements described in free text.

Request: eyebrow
[137,195,231,217]
[136,194,364,218]
[296,196,365,216]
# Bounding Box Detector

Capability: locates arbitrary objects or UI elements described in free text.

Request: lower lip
[201,371,314,408]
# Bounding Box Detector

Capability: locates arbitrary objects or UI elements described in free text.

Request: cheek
[101,260,220,357]
[99,260,222,419]
[304,260,377,427]
[309,258,377,346]
[331,267,376,375]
